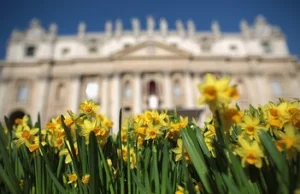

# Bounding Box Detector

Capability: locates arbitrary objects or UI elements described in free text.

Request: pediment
[111,41,191,59]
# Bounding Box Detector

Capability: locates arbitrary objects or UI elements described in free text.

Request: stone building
[0,15,299,133]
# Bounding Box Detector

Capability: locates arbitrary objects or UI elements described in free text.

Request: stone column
[111,73,121,135]
[33,76,50,124]
[253,73,271,105]
[0,79,8,118]
[70,75,81,112]
[101,75,109,115]
[163,71,172,109]
[184,71,193,108]
[133,72,142,114]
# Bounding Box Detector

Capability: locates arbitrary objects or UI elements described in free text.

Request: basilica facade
[0,15,299,133]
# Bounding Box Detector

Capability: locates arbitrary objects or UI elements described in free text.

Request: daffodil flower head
[14,115,29,127]
[67,173,78,187]
[172,138,190,162]
[79,99,100,116]
[235,137,265,168]
[15,125,39,148]
[197,74,238,110]
[239,114,266,140]
[276,123,300,160]
[81,174,90,184]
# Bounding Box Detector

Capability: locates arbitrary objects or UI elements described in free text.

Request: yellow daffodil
[239,115,266,140]
[172,139,190,162]
[81,174,90,184]
[15,126,39,148]
[67,173,78,187]
[137,136,144,148]
[45,116,62,132]
[198,74,238,110]
[175,185,185,194]
[79,99,100,115]
[220,105,243,132]
[14,115,29,127]
[235,138,264,168]
[120,145,137,169]
[276,123,300,160]
[135,126,147,136]
[166,127,179,140]
[178,116,188,128]
[204,123,216,156]
[224,106,243,124]
[145,124,163,140]
[289,107,300,128]
[263,101,290,129]
[152,110,169,126]
[27,136,40,152]
[80,119,98,144]
[59,142,78,164]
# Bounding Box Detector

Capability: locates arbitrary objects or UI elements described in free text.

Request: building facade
[0,15,299,133]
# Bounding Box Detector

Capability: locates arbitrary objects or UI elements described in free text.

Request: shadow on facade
[9,109,26,125]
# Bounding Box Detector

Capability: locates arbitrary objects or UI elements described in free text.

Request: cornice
[0,55,296,67]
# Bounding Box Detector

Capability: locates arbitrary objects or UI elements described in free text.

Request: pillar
[163,71,172,109]
[111,73,121,134]
[133,72,142,114]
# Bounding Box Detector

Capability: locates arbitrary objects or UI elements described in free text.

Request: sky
[0,0,300,59]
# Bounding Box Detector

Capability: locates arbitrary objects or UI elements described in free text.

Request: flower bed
[0,74,299,194]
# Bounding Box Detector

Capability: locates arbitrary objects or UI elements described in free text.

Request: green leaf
[88,132,99,194]
[152,145,160,194]
[181,128,213,193]
[131,171,153,194]
[0,133,21,193]
[161,141,170,194]
[0,164,19,194]
[221,173,240,193]
[45,165,67,194]
[259,131,289,193]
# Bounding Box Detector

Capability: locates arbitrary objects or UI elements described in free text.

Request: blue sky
[0,0,299,59]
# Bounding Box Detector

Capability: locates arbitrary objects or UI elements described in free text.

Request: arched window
[148,80,157,95]
[56,83,65,101]
[147,80,159,109]
[123,80,132,98]
[85,82,99,100]
[173,79,181,96]
[17,83,29,103]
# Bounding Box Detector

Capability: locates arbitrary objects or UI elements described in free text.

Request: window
[124,43,131,48]
[25,46,36,57]
[229,44,237,51]
[17,83,28,103]
[61,48,70,56]
[124,81,132,98]
[201,37,211,53]
[173,80,181,96]
[85,82,99,100]
[89,47,98,53]
[148,80,157,95]
[124,106,131,112]
[147,80,159,109]
[271,79,283,96]
[261,41,272,54]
